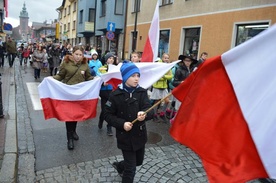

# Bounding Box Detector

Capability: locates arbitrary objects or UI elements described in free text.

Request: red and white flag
[170,24,276,183]
[140,1,160,62]
[101,61,180,89]
[38,77,102,121]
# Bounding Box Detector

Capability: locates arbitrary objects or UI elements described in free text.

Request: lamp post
[0,73,4,118]
[132,0,139,52]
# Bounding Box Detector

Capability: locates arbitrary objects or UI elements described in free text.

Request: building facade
[56,0,127,61]
[57,0,78,45]
[95,0,127,59]
[124,0,276,61]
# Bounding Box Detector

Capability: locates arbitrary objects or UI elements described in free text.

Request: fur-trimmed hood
[63,55,88,64]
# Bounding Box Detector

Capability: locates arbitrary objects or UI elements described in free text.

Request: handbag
[32,61,40,69]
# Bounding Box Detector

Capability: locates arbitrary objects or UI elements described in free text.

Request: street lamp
[132,0,139,52]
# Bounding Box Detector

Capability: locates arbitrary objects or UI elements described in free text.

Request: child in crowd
[104,62,153,183]
[150,53,173,122]
[22,46,31,66]
[42,48,48,73]
[131,51,141,63]
[88,51,102,76]
[171,54,198,123]
[98,53,116,136]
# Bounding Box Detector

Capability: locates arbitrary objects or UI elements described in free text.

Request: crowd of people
[0,37,209,183]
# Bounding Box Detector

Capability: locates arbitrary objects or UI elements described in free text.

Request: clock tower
[19,2,29,41]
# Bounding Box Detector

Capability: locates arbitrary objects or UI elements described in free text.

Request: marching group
[0,37,208,183]
[48,45,208,183]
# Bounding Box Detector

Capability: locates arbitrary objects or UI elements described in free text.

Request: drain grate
[147,131,162,144]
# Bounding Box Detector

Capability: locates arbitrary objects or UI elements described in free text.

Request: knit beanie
[120,61,140,83]
[91,50,98,56]
[104,53,114,62]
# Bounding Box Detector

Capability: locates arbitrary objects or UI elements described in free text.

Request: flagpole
[131,92,173,124]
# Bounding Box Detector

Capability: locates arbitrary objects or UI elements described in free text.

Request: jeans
[7,53,16,67]
[34,68,41,79]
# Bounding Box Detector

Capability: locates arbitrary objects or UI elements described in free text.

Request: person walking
[150,53,173,122]
[104,62,154,182]
[5,37,17,67]
[98,53,115,136]
[0,38,5,67]
[53,45,94,150]
[32,44,45,79]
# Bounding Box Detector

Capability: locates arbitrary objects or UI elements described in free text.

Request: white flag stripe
[101,61,180,89]
[222,24,276,177]
[150,1,160,62]
[38,77,102,101]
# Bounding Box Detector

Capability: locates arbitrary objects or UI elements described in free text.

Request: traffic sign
[106,31,115,41]
[3,23,13,31]
[107,22,115,32]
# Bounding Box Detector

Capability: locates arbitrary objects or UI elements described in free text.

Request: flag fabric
[100,61,180,89]
[4,0,8,17]
[140,1,160,62]
[170,24,276,183]
[38,77,102,121]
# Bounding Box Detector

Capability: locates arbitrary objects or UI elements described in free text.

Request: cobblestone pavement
[2,59,274,183]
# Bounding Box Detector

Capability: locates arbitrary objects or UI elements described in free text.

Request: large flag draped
[101,61,180,89]
[38,62,179,121]
[140,1,160,62]
[170,24,276,183]
[38,77,102,121]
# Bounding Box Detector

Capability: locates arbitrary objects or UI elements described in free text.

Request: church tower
[19,2,29,41]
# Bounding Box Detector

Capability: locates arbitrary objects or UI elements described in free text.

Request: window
[64,24,66,33]
[64,8,66,17]
[235,23,269,46]
[88,8,95,22]
[73,2,77,12]
[68,5,71,15]
[68,23,70,31]
[132,0,140,13]
[158,30,170,57]
[73,21,76,30]
[79,10,83,23]
[159,0,173,6]
[60,11,63,19]
[183,28,201,59]
[101,0,106,16]
[115,0,124,15]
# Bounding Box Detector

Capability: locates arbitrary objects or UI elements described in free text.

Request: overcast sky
[4,0,63,27]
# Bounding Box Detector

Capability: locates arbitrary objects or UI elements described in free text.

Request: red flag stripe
[41,98,98,121]
[170,56,268,183]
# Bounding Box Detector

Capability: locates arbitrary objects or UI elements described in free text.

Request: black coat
[104,86,154,151]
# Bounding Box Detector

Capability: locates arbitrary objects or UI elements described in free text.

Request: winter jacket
[6,40,17,54]
[99,65,113,91]
[172,64,196,87]
[88,59,102,76]
[53,55,94,85]
[152,69,173,89]
[104,85,154,151]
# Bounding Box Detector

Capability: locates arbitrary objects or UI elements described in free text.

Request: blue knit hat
[120,61,140,83]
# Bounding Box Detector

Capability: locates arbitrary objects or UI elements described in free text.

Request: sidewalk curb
[0,67,18,183]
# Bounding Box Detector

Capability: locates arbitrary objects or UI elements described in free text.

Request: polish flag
[140,1,160,62]
[170,24,276,183]
[100,61,180,89]
[38,77,102,121]
[4,0,8,17]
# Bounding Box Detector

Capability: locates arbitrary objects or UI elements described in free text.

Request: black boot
[73,131,79,140]
[98,119,103,129]
[67,132,74,150]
